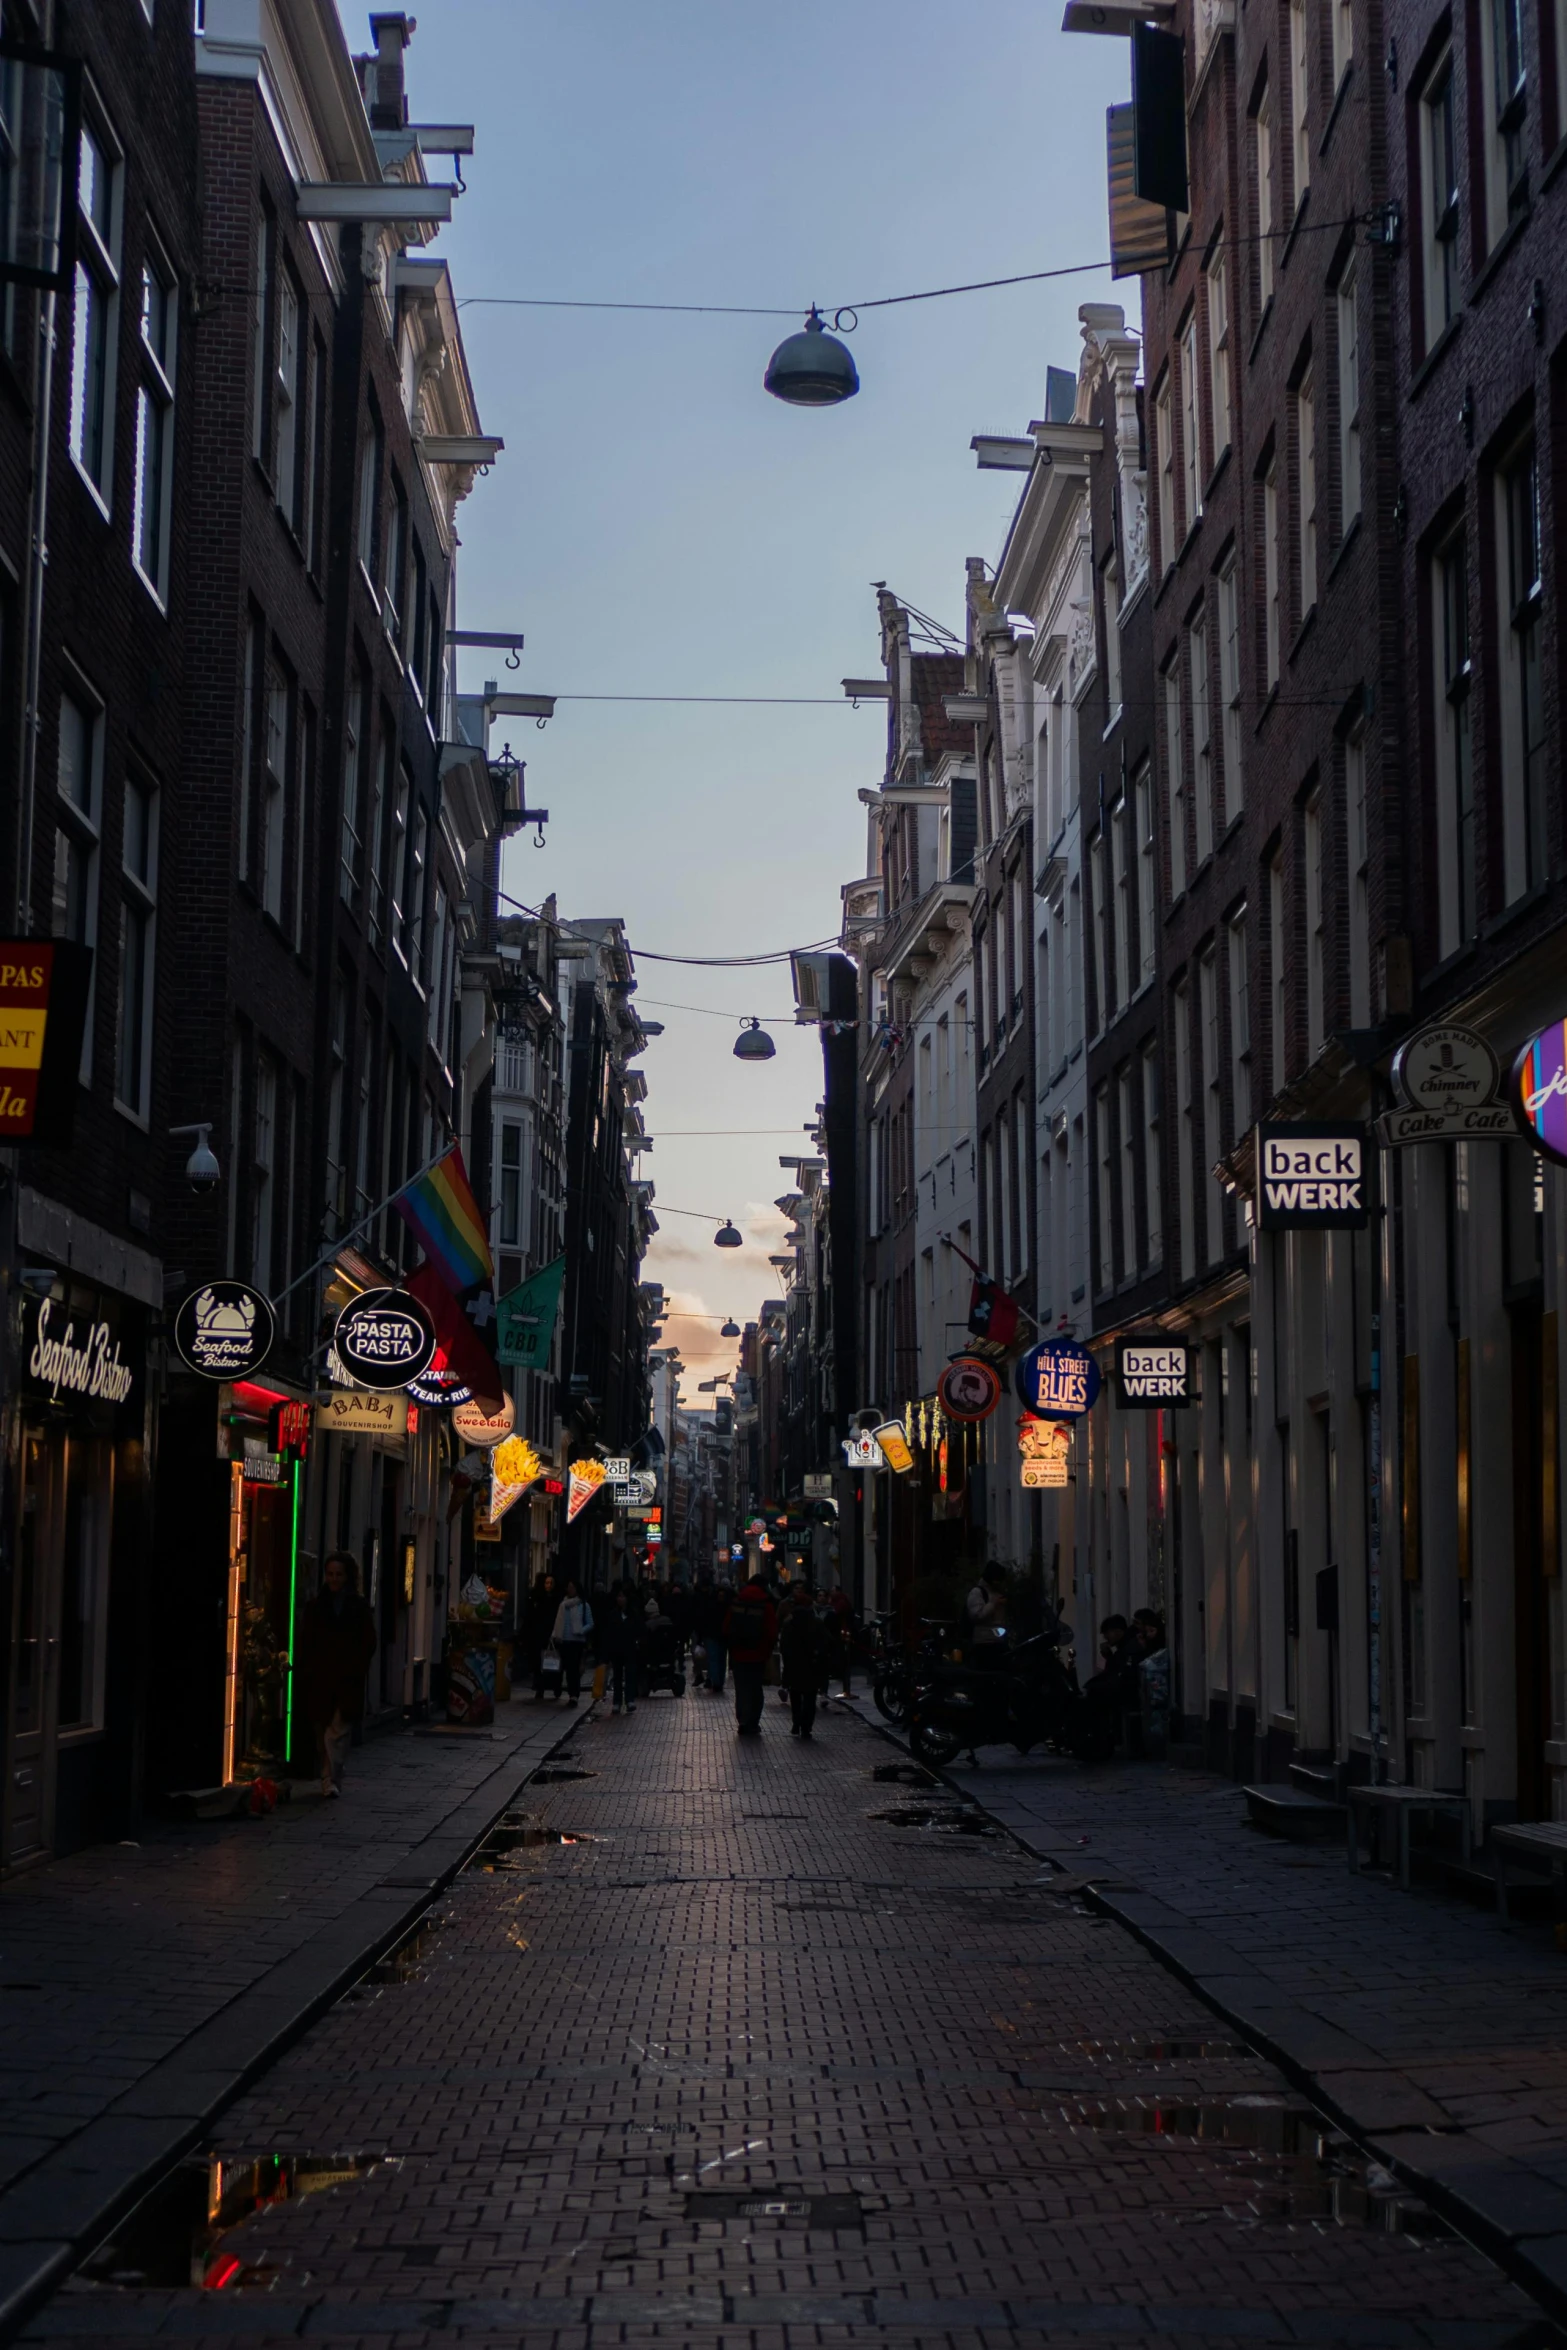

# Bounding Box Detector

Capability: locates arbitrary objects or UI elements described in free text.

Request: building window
[1217,556,1242,825]
[1095,1082,1113,1292]
[1164,657,1187,897]
[389,763,411,959]
[305,332,327,571]
[115,774,157,1118]
[1336,269,1360,530]
[1290,0,1311,207]
[1181,309,1201,529]
[1207,239,1231,460]
[1332,0,1353,83]
[1422,56,1460,343]
[1304,787,1325,1057]
[262,663,290,926]
[1118,1063,1138,1277]
[1483,0,1528,240]
[1296,369,1317,615]
[132,253,175,602]
[249,213,270,463]
[1102,549,1123,718]
[1346,729,1370,1025]
[357,404,383,582]
[368,732,391,947]
[53,692,102,1082]
[407,802,428,980]
[1191,608,1213,865]
[69,120,120,504]
[1111,793,1131,1011]
[429,884,451,1054]
[326,977,348,1230]
[1199,943,1224,1264]
[340,673,365,907]
[1256,88,1275,309]
[1434,528,1475,953]
[1269,849,1287,1091]
[1498,438,1546,902]
[1143,1041,1163,1266]
[1089,827,1108,1028]
[1135,761,1157,987]
[1228,907,1251,1134]
[1174,978,1195,1281]
[1156,373,1175,572]
[500,1123,522,1247]
[274,270,303,530]
[252,1053,277,1291]
[384,475,408,651]
[1264,458,1281,686]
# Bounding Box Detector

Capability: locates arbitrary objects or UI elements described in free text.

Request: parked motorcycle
[873,1618,959,1727]
[908,1621,1109,1767]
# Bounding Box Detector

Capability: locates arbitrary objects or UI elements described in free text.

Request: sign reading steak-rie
[1255,1123,1370,1231]
[1114,1336,1194,1408]
[333,1288,437,1389]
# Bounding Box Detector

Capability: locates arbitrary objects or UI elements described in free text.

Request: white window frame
[1164,659,1187,897]
[132,245,176,606]
[53,688,103,1085]
[1102,549,1123,720]
[1207,239,1231,461]
[1332,0,1353,88]
[115,773,158,1122]
[1421,53,1461,348]
[1228,907,1251,1135]
[1135,761,1156,988]
[274,267,302,530]
[262,664,289,927]
[1479,0,1527,248]
[1345,728,1370,1025]
[1191,608,1212,865]
[1269,850,1287,1093]
[1304,788,1325,1057]
[69,114,122,511]
[1433,528,1474,955]
[1180,309,1202,530]
[1264,459,1281,686]
[1297,369,1317,614]
[1118,1063,1138,1277]
[1256,90,1275,308]
[1095,1081,1114,1293]
[1174,979,1195,1281]
[1089,826,1108,1030]
[1217,555,1242,825]
[1496,438,1546,904]
[1156,373,1175,572]
[1336,270,1360,531]
[1199,943,1224,1264]
[1143,1040,1163,1266]
[1290,0,1311,208]
[1111,793,1130,1012]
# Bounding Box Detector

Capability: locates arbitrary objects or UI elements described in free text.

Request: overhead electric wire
[494,884,833,967]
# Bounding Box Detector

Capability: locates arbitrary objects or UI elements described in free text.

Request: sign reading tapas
[1254,1123,1370,1230]
[173,1281,276,1380]
[1377,1022,1512,1146]
[937,1355,1003,1422]
[1017,1415,1072,1488]
[1114,1336,1194,1409]
[1513,1017,1567,1169]
[332,1288,437,1389]
[1014,1337,1101,1421]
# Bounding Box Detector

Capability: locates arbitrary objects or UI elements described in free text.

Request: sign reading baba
[1513,1017,1567,1169]
[1114,1336,1193,1409]
[1013,1337,1101,1421]
[174,1281,276,1380]
[937,1355,1003,1422]
[332,1287,437,1390]
[316,1389,408,1440]
[1255,1123,1370,1230]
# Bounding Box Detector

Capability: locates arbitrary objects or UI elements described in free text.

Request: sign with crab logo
[173,1281,277,1380]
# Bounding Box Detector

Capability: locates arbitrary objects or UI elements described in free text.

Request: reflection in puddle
[869,1806,998,1835]
[531,1766,597,1784]
[1032,2098,1452,2235]
[79,2153,391,2290]
[469,1814,600,1869]
[1061,2038,1250,2062]
[871,1762,939,1788]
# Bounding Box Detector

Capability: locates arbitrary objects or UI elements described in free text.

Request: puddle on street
[469,1812,600,1869]
[1059,2037,1249,2062]
[1035,2097,1453,2235]
[869,1806,998,1835]
[871,1762,940,1788]
[78,2153,391,2290]
[354,1912,449,1988]
[531,1766,597,1784]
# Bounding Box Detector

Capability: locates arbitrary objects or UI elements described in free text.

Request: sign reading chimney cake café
[1255,1122,1370,1231]
[1114,1337,1194,1409]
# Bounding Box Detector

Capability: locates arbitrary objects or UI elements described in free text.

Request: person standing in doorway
[724,1573,777,1737]
[551,1579,594,1707]
[296,1551,376,1798]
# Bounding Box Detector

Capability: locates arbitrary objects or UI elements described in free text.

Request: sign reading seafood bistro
[1013,1337,1101,1420]
[26,1296,136,1407]
[332,1288,437,1390]
[1513,1016,1567,1168]
[173,1281,276,1379]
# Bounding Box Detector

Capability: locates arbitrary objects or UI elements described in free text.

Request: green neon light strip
[285,1459,302,1757]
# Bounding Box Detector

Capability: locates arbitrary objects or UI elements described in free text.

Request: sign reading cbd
[1255,1122,1370,1232]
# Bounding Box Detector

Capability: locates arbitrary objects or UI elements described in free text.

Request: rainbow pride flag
[393,1146,494,1295]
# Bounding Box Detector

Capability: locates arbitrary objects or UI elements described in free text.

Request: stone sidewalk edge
[0,1706,594,2346]
[944,1762,1567,2336]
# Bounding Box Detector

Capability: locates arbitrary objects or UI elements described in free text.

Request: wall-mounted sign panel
[316,1389,408,1440]
[173,1281,276,1380]
[1255,1123,1370,1230]
[1014,1338,1101,1420]
[1513,1019,1567,1168]
[1114,1337,1194,1409]
[333,1288,437,1390]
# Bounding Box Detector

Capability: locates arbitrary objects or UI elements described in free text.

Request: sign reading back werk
[1114,1336,1194,1409]
[173,1281,276,1379]
[1255,1123,1370,1231]
[332,1288,437,1389]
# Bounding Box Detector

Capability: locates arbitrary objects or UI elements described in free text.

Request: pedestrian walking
[724,1574,777,1736]
[600,1586,640,1713]
[551,1579,594,1707]
[295,1551,376,1798]
[778,1583,830,1739]
[527,1573,559,1699]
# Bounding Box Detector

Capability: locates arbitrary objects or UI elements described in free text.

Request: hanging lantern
[763,306,860,406]
[733,1018,776,1061]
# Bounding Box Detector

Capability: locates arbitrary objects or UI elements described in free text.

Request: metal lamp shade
[714,1222,744,1249]
[764,308,859,406]
[721,1319,741,1338]
[734,1020,776,1061]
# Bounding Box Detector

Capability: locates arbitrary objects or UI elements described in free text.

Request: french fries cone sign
[566,1456,608,1523]
[489,1435,543,1524]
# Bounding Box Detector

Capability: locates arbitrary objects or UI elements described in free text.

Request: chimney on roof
[363,13,414,130]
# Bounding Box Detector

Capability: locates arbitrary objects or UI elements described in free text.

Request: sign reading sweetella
[332,1288,437,1390]
[173,1281,276,1379]
[1255,1122,1370,1231]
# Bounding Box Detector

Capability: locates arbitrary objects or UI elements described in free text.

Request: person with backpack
[550,1579,594,1707]
[723,1574,777,1736]
[778,1583,831,1740]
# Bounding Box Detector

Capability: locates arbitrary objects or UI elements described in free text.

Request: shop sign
[1378,1022,1512,1146]
[489,1434,544,1525]
[451,1392,516,1448]
[804,1472,834,1499]
[1114,1337,1194,1409]
[0,939,92,1148]
[241,1447,285,1484]
[24,1294,136,1408]
[842,1427,886,1469]
[496,1254,566,1370]
[1255,1122,1370,1230]
[566,1456,608,1522]
[1018,1416,1071,1489]
[274,1400,311,1457]
[315,1389,408,1440]
[1513,1017,1567,1168]
[937,1356,1003,1422]
[405,1357,472,1409]
[874,1419,915,1474]
[173,1281,276,1380]
[1013,1337,1101,1420]
[333,1288,436,1389]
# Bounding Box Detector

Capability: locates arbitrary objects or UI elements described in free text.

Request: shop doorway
[4,1426,113,1870]
[1512,1301,1550,1822]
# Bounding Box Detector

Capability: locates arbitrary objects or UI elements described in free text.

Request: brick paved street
[22,1694,1559,2347]
[0,1702,580,2333]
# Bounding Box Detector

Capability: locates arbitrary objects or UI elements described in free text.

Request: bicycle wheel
[873,1664,911,1724]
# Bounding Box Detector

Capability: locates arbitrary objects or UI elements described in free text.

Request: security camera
[170,1121,221,1195]
[18,1266,57,1297]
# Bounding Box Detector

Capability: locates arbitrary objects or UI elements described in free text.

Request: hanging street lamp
[714,1221,744,1249]
[733,1018,776,1062]
[764,306,859,406]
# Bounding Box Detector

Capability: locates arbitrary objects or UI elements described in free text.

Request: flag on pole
[393,1147,494,1295]
[404,1261,505,1412]
[496,1255,566,1370]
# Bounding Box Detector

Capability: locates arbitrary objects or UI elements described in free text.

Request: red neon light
[204,2253,244,2290]
[232,1379,292,1415]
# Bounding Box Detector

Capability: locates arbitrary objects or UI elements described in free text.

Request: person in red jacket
[723,1576,778,1736]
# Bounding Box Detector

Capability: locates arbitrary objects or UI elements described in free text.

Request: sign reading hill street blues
[1255,1122,1370,1231]
[1114,1336,1194,1409]
[333,1288,437,1390]
[1014,1337,1101,1420]
[1513,1017,1567,1169]
[173,1281,276,1379]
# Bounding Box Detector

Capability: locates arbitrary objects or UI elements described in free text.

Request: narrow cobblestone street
[23,1696,1558,2348]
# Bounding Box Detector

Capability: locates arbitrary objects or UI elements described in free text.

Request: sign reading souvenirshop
[1114,1337,1194,1409]
[1254,1123,1370,1231]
